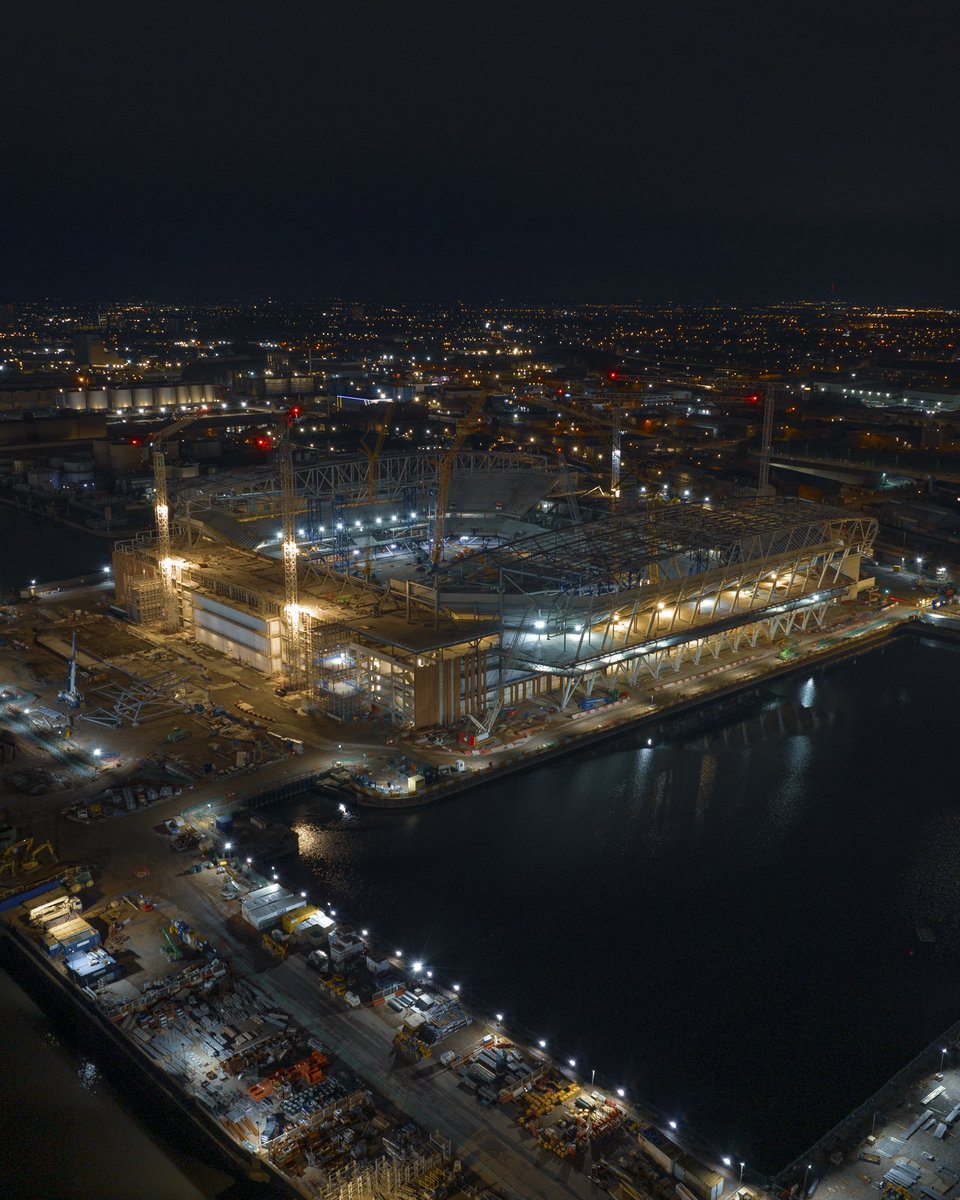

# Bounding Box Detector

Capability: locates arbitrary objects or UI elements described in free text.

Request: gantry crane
[431,392,487,568]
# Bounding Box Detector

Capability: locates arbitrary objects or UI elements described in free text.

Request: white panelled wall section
[191,592,282,674]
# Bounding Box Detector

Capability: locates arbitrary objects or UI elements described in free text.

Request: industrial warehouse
[111,437,878,733]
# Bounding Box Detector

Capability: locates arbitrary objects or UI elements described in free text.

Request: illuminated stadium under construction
[112,450,878,730]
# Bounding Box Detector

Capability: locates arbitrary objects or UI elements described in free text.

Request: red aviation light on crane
[746,393,760,404]
[608,371,618,380]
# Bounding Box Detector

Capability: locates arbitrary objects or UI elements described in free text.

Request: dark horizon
[4,1,960,304]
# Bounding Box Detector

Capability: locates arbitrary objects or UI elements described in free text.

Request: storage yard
[782,1043,960,1200]
[2,842,748,1200]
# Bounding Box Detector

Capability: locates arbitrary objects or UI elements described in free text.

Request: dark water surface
[281,635,960,1173]
[0,505,111,593]
[0,960,238,1200]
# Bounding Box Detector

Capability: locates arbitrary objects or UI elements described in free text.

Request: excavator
[0,836,57,878]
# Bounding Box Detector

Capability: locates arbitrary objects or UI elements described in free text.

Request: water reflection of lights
[292,822,329,859]
[78,1058,101,1091]
[800,675,816,707]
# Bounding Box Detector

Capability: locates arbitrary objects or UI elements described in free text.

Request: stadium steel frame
[170,450,551,519]
[449,498,878,707]
[437,498,873,599]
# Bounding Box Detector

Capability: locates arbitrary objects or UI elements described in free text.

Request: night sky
[3,0,959,302]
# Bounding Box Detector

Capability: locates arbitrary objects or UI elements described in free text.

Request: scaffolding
[319,1149,444,1200]
[128,577,166,626]
[312,622,363,721]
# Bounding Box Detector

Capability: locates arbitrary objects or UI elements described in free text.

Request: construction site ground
[798,1055,960,1200]
[5,820,658,1200]
[1,573,954,1199]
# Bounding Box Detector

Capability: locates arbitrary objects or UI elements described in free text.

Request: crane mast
[151,411,203,632]
[431,392,486,568]
[758,384,776,496]
[361,402,394,577]
[279,405,303,687]
[555,450,582,526]
[610,405,622,501]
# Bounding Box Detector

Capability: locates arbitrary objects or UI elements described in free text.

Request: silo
[202,383,216,404]
[189,383,204,405]
[87,389,109,411]
[132,386,155,410]
[111,388,133,411]
[175,384,190,407]
[66,390,88,411]
[156,385,177,408]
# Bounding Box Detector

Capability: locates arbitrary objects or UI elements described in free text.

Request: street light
[669,1120,677,1130]
[722,1158,732,1168]
[616,1088,625,1098]
[538,1039,547,1049]
[941,1047,948,1072]
[495,1013,503,1026]
[739,1162,745,1185]
[803,1164,812,1195]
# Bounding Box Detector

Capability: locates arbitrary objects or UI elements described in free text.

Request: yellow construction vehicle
[21,840,55,871]
[262,930,288,960]
[0,837,56,877]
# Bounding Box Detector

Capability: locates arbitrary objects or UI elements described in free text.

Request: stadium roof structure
[436,497,871,598]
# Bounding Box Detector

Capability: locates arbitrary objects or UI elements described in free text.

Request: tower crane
[431,392,487,568]
[277,404,304,687]
[538,380,678,498]
[554,449,582,526]
[360,402,394,576]
[758,383,776,496]
[151,411,209,631]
